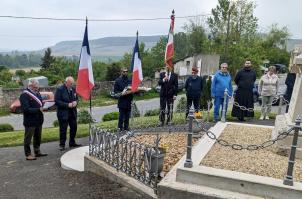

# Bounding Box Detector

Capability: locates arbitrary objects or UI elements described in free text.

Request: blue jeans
[214,97,228,121]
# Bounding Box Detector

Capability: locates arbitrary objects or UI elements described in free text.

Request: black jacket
[20,89,44,127]
[55,84,78,120]
[158,71,178,98]
[185,76,203,98]
[114,76,133,109]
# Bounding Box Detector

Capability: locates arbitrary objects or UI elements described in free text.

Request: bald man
[55,76,81,151]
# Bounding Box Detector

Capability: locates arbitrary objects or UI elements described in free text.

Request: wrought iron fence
[89,126,163,192]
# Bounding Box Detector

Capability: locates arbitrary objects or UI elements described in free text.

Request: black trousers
[24,125,42,156]
[58,116,77,147]
[186,97,200,118]
[159,97,174,124]
[118,108,131,131]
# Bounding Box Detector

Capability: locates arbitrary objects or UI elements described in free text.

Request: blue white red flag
[76,19,94,100]
[131,32,143,92]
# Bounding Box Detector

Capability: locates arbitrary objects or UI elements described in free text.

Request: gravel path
[0,137,143,199]
[201,124,302,182]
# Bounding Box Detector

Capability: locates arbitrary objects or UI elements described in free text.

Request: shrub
[103,112,119,122]
[53,120,59,127]
[131,103,140,117]
[0,123,14,132]
[78,109,94,124]
[176,96,187,112]
[144,108,160,117]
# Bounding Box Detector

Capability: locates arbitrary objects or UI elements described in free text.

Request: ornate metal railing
[89,126,162,192]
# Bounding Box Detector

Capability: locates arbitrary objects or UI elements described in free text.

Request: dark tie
[68,89,73,100]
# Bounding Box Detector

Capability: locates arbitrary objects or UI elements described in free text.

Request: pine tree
[40,48,55,70]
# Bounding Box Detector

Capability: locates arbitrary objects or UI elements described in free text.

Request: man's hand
[68,103,73,108]
[173,95,176,100]
[40,107,44,112]
[72,101,77,107]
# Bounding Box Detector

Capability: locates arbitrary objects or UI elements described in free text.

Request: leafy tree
[183,19,209,55]
[106,63,121,81]
[260,24,290,65]
[174,32,188,59]
[207,0,258,65]
[40,48,55,70]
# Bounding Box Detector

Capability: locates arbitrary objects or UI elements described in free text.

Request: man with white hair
[20,79,47,160]
[55,76,81,151]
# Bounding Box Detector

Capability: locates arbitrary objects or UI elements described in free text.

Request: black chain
[196,119,295,151]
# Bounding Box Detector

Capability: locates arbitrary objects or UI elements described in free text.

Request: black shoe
[69,143,82,148]
[59,146,65,151]
[35,153,48,157]
[238,117,245,121]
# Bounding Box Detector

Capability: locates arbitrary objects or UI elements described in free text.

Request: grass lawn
[0,107,10,117]
[0,109,276,148]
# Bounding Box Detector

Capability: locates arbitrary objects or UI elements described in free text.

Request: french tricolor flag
[131,32,143,92]
[165,10,175,68]
[76,19,94,100]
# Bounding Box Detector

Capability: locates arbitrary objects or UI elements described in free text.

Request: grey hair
[220,63,228,68]
[65,76,74,83]
[28,79,39,87]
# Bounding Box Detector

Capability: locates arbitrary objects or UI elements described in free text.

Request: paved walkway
[0,137,143,199]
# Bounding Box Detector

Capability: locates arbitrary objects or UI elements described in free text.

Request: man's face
[221,64,228,73]
[31,83,39,92]
[121,69,128,77]
[192,70,198,77]
[244,61,252,68]
[66,79,74,88]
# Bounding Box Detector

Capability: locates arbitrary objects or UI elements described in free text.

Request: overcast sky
[0,0,301,51]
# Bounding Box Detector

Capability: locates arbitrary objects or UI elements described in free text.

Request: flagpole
[86,16,92,154]
[131,31,139,123]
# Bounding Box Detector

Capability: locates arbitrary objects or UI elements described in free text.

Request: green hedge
[78,109,94,124]
[102,112,119,121]
[144,109,160,117]
[0,123,14,132]
[53,120,59,127]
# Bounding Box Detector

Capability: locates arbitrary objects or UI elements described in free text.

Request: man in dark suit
[114,68,133,131]
[158,65,178,126]
[20,79,47,160]
[55,76,81,151]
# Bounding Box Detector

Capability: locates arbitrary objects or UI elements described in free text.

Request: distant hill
[37,35,163,59]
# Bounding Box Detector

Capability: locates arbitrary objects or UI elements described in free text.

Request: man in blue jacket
[185,66,203,118]
[211,63,233,122]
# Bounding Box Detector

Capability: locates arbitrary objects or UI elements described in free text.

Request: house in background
[173,54,220,78]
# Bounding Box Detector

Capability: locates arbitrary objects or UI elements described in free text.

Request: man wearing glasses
[185,66,203,118]
[211,63,233,122]
[114,68,133,131]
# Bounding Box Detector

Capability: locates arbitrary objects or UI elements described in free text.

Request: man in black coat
[114,68,133,131]
[231,60,256,121]
[158,65,178,126]
[185,66,203,118]
[284,72,296,112]
[20,79,47,160]
[55,76,80,151]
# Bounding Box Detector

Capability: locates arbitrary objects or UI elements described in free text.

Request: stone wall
[0,79,159,107]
